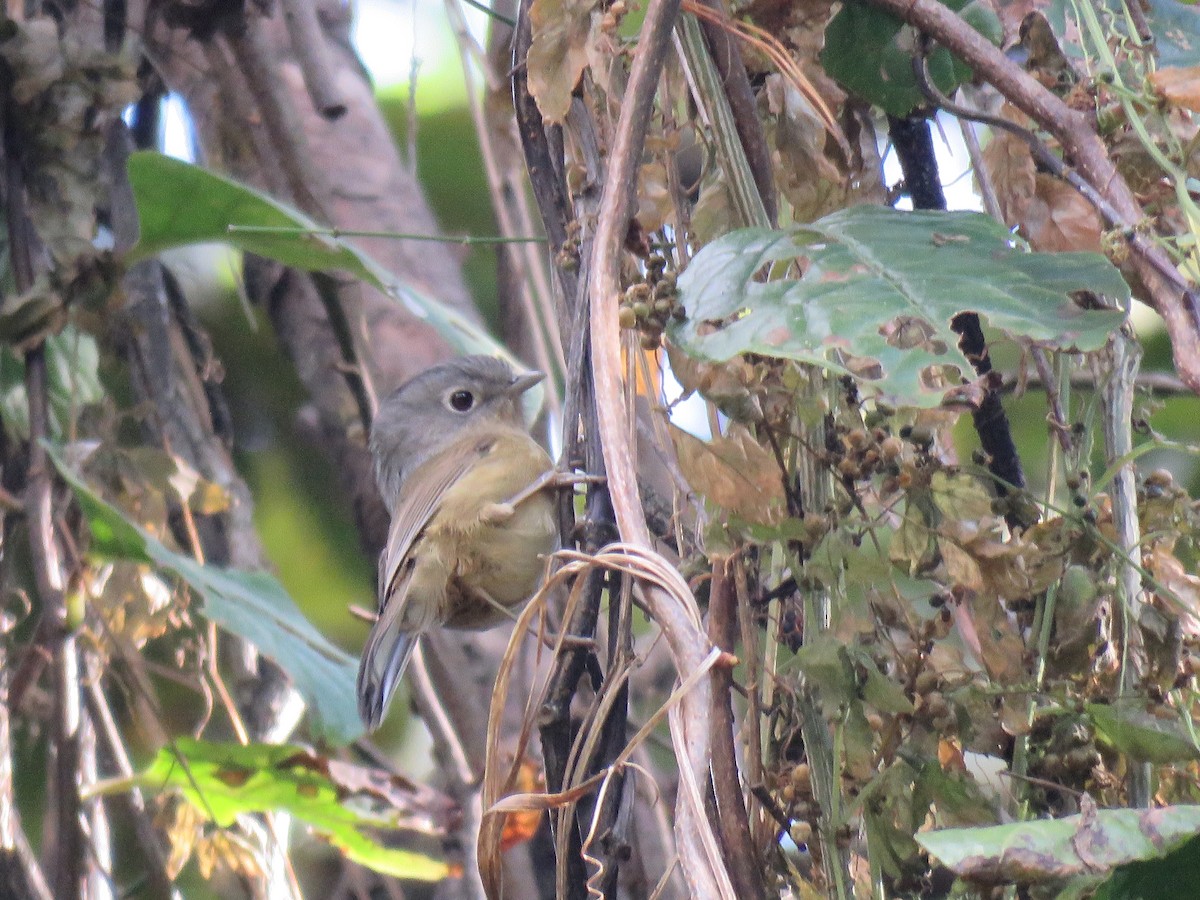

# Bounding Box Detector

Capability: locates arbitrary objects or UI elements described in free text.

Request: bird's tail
[357,618,418,731]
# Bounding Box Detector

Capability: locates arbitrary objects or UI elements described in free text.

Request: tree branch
[867,0,1200,394]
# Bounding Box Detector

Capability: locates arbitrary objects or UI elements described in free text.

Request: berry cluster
[618,255,684,350]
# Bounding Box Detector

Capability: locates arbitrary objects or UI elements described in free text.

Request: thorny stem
[886,112,1027,522]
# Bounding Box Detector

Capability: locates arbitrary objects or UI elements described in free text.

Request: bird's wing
[357,429,505,730]
[377,431,505,600]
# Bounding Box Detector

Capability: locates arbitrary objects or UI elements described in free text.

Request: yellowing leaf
[938,538,984,592]
[669,423,786,525]
[929,471,995,522]
[527,0,599,123]
[154,795,203,879]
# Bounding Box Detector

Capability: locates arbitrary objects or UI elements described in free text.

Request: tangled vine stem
[586,0,730,894]
[866,0,1200,394]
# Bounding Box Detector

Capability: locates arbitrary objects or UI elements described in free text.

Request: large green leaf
[822,0,1001,116]
[1093,833,1200,900]
[125,151,515,365]
[918,803,1200,883]
[1049,0,1200,68]
[667,207,1128,407]
[108,738,450,881]
[46,443,363,746]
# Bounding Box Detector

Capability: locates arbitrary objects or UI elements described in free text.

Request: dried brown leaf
[527,0,599,124]
[1146,545,1200,637]
[981,128,1036,226]
[154,794,203,879]
[669,423,786,525]
[1021,173,1103,253]
[965,591,1026,684]
[1150,66,1200,113]
[194,828,265,882]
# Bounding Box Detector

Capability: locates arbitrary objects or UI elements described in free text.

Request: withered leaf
[981,126,1036,227]
[1021,173,1103,253]
[1150,66,1200,114]
[527,0,599,124]
[669,423,786,525]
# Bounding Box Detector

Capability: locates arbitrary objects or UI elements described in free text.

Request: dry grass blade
[681,0,847,151]
[478,543,721,896]
[587,0,730,886]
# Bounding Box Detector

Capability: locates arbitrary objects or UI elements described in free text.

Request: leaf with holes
[918,801,1200,884]
[667,207,1128,407]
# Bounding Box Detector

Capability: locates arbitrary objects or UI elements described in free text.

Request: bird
[357,355,557,730]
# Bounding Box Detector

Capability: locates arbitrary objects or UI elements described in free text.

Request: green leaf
[46,443,363,746]
[918,802,1200,884]
[1094,833,1200,900]
[120,738,450,881]
[0,327,102,441]
[1087,700,1200,764]
[125,151,519,365]
[668,207,1128,407]
[822,0,1001,116]
[1139,0,1200,68]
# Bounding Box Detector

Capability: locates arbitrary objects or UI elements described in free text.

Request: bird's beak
[507,370,545,397]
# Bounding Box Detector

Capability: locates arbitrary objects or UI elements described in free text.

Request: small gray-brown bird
[357,356,556,730]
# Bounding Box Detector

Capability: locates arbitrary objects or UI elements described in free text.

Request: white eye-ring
[448,389,475,412]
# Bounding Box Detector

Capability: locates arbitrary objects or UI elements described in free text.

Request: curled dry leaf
[154,794,204,879]
[194,829,265,883]
[527,0,600,124]
[1150,66,1200,114]
[1146,544,1200,637]
[90,562,176,648]
[664,342,762,422]
[1022,173,1103,253]
[963,590,1026,684]
[983,127,1103,253]
[668,422,786,525]
[762,75,884,223]
[981,127,1036,227]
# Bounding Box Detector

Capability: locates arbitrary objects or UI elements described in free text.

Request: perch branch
[585,0,729,895]
[868,0,1200,393]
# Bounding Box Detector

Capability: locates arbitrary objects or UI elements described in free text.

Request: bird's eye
[448,390,475,412]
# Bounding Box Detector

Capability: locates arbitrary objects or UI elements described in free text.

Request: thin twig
[708,557,767,899]
[3,97,85,894]
[84,676,178,899]
[0,596,52,900]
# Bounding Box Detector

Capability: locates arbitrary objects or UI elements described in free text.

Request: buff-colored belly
[442,493,558,628]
